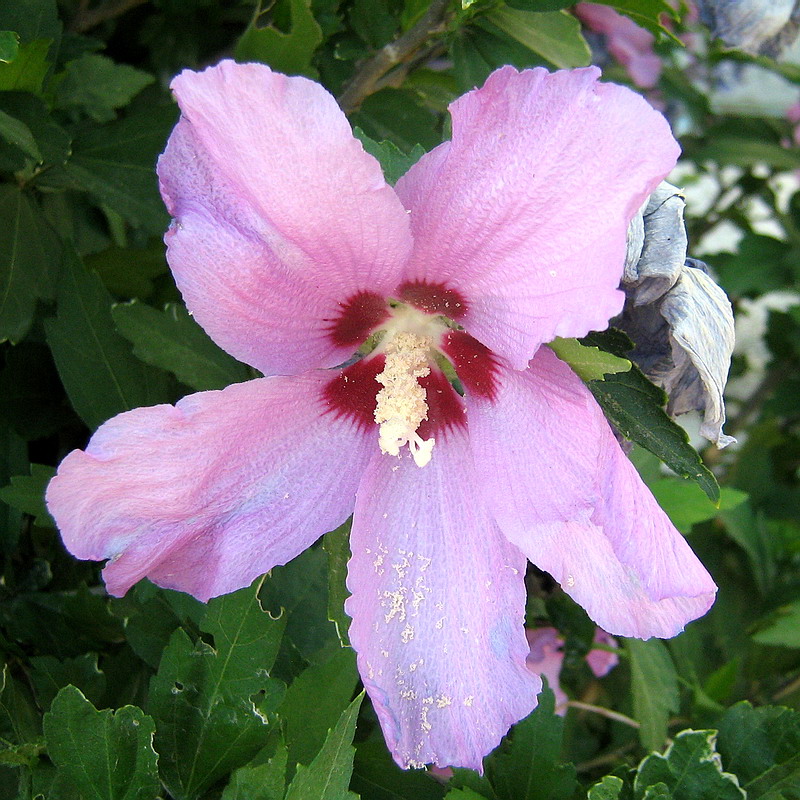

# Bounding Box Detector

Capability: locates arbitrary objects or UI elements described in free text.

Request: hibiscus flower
[46,61,716,771]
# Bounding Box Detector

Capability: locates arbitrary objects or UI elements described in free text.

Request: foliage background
[0,0,799,798]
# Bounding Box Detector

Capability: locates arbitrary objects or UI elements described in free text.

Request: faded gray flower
[696,0,800,57]
[619,182,736,448]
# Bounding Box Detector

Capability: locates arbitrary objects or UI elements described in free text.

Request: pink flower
[46,61,716,771]
[575,3,662,88]
[526,628,619,715]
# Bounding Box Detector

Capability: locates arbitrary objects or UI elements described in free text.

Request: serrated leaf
[354,128,426,186]
[628,639,679,751]
[649,480,747,534]
[56,54,154,122]
[752,600,800,648]
[588,775,625,800]
[487,686,578,800]
[45,248,171,430]
[284,692,363,800]
[592,0,677,37]
[324,519,353,647]
[0,39,51,93]
[0,108,41,160]
[587,361,719,502]
[635,730,745,800]
[29,653,105,710]
[0,31,19,63]
[0,463,55,527]
[235,0,323,77]
[549,337,631,382]
[63,103,176,234]
[716,702,800,799]
[278,646,359,766]
[222,739,288,800]
[0,184,61,343]
[487,8,591,68]
[112,300,250,392]
[43,686,160,800]
[148,578,287,800]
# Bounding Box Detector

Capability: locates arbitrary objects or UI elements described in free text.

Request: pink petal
[346,429,539,771]
[586,629,619,678]
[395,66,679,369]
[158,61,412,376]
[465,348,717,639]
[46,374,373,601]
[525,628,568,714]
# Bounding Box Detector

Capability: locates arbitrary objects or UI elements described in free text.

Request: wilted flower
[695,0,800,56]
[621,183,735,447]
[46,62,716,770]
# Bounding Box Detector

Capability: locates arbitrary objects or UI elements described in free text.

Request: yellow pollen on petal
[374,331,435,468]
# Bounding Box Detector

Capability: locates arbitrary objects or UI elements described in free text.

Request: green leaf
[55,54,154,123]
[278,646,359,766]
[354,128,426,186]
[488,686,578,800]
[351,88,441,152]
[588,775,625,800]
[235,0,323,77]
[63,103,177,235]
[29,653,105,710]
[148,578,287,800]
[44,248,171,430]
[0,463,55,527]
[585,355,719,502]
[0,0,60,45]
[352,737,447,800]
[0,184,61,343]
[591,0,677,37]
[549,338,631,382]
[0,664,41,746]
[627,638,679,751]
[691,137,800,172]
[752,600,800,648]
[716,702,800,799]
[284,692,363,800]
[649,480,747,533]
[445,790,489,800]
[0,31,19,63]
[86,243,167,299]
[0,108,41,160]
[43,686,160,800]
[635,730,745,800]
[487,8,591,68]
[222,740,288,800]
[0,91,70,170]
[0,39,51,93]
[112,300,250,392]
[324,519,353,647]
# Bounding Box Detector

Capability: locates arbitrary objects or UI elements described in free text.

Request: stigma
[374,331,435,468]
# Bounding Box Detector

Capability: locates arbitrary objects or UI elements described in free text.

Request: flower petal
[465,348,717,639]
[158,61,412,376]
[346,430,539,770]
[395,66,679,369]
[47,374,373,601]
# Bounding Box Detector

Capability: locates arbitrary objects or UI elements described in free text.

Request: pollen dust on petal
[374,331,435,467]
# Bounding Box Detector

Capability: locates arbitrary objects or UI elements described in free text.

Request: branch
[69,0,150,34]
[338,0,452,114]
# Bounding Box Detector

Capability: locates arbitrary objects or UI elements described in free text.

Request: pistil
[374,331,435,467]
